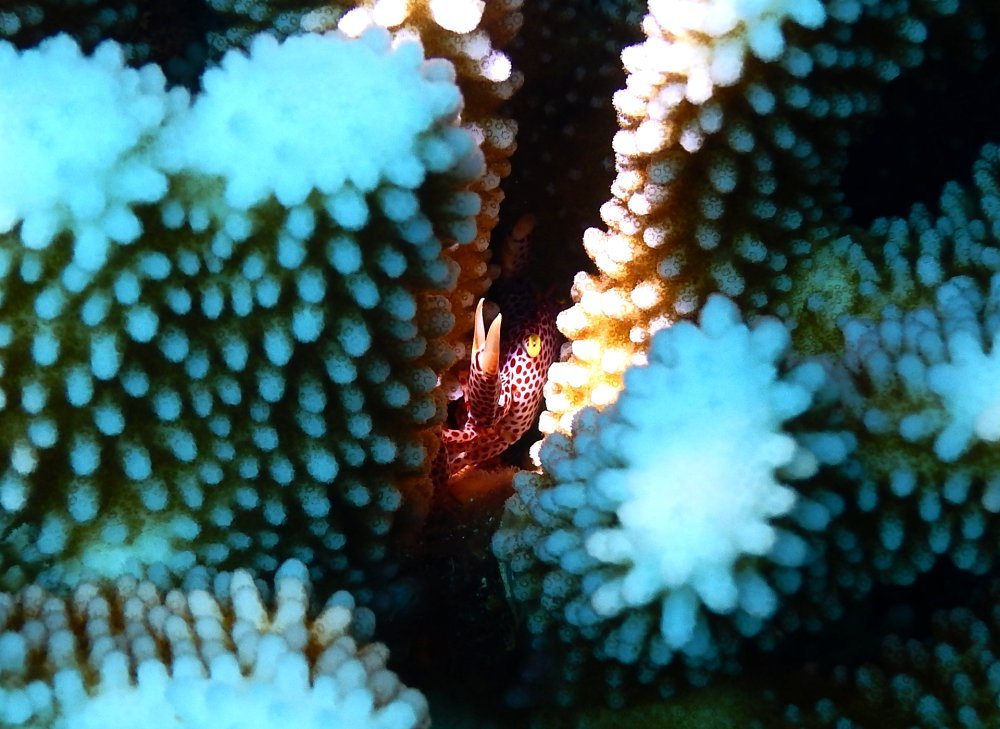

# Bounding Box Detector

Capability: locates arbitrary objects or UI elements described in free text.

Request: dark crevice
[842,22,1000,225]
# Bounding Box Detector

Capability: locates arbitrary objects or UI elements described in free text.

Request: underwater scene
[0,0,999,727]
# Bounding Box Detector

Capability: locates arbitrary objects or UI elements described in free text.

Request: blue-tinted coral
[0,28,482,596]
[779,590,1000,729]
[787,147,1000,591]
[494,296,850,700]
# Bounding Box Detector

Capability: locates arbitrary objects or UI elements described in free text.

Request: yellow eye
[526,333,542,357]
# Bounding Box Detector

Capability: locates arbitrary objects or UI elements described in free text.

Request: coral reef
[493,0,1000,720]
[781,588,1000,728]
[0,24,482,595]
[540,0,990,433]
[792,146,1000,586]
[493,295,844,696]
[0,560,428,728]
[330,0,526,405]
[1,0,1000,727]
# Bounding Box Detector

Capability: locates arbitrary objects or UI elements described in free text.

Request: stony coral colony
[0,0,999,728]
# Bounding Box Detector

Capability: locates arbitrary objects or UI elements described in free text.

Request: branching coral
[0,560,428,728]
[2,0,1000,726]
[494,296,850,699]
[493,0,1000,718]
[778,145,1000,593]
[330,0,526,403]
[540,0,978,434]
[779,582,1000,728]
[0,26,482,594]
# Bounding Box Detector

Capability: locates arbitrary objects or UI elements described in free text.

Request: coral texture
[540,0,978,433]
[494,296,847,694]
[0,560,428,728]
[330,0,526,404]
[780,580,1000,728]
[494,0,1000,717]
[0,26,482,593]
[1,0,1000,727]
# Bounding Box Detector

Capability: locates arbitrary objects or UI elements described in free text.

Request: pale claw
[471,298,502,375]
[468,298,503,424]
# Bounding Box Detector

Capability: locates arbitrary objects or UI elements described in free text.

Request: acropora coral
[0,1,998,728]
[0,559,428,728]
[494,295,845,691]
[497,0,1000,720]
[0,25,479,599]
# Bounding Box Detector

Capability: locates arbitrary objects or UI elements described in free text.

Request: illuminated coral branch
[540,0,966,434]
[332,0,525,404]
